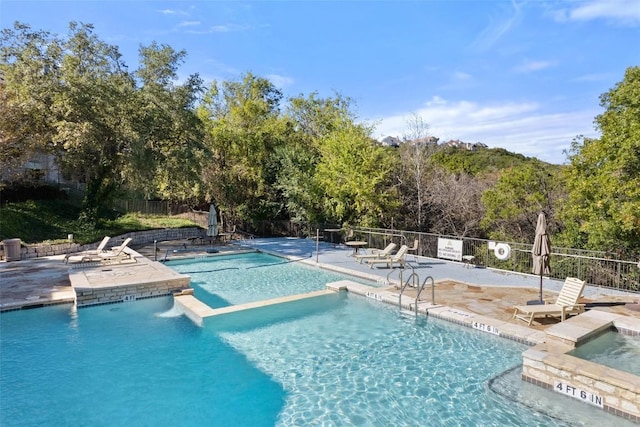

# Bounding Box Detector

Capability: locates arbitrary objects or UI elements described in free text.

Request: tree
[560,66,640,255]
[274,92,355,222]
[315,120,398,227]
[198,73,289,224]
[481,161,564,242]
[426,166,489,237]
[0,24,60,184]
[1,22,136,225]
[126,42,205,203]
[51,23,136,225]
[394,114,438,230]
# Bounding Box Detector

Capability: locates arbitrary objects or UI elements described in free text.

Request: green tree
[126,42,205,203]
[275,92,354,222]
[1,22,136,226]
[0,24,60,184]
[560,66,640,255]
[51,23,136,225]
[315,120,398,227]
[481,161,564,242]
[198,73,289,225]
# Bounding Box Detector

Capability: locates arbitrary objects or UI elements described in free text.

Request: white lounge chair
[63,236,111,264]
[354,243,397,264]
[366,245,409,269]
[68,238,133,264]
[512,277,586,326]
[96,238,133,262]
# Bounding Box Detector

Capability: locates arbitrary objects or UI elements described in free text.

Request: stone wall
[75,277,191,307]
[522,343,640,422]
[0,227,205,261]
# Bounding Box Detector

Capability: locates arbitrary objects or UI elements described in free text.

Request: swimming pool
[166,252,373,307]
[1,254,632,426]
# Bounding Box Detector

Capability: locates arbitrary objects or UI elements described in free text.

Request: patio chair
[366,245,409,269]
[354,243,397,264]
[63,236,111,264]
[512,277,586,326]
[407,239,419,261]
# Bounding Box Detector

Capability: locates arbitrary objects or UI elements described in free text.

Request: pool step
[174,289,338,326]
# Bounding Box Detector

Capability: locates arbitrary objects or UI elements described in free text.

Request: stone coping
[174,289,337,327]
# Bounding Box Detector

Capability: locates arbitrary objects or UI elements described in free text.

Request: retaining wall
[0,227,206,261]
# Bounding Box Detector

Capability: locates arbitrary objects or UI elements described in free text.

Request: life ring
[494,243,511,260]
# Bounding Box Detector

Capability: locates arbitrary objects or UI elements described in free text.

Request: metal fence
[250,221,639,293]
[112,199,192,216]
[105,208,640,293]
[348,227,639,293]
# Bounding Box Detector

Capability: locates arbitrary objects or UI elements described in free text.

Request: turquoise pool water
[1,254,632,426]
[569,330,640,376]
[166,252,371,308]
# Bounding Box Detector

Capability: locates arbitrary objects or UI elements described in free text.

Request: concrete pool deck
[2,236,639,318]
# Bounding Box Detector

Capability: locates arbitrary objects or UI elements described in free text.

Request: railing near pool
[347,227,639,293]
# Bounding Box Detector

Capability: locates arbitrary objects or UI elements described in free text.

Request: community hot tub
[522,309,640,422]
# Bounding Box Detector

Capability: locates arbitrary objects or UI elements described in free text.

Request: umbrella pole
[539,272,543,302]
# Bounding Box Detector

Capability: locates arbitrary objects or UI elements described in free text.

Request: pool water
[1,254,633,426]
[166,252,371,307]
[569,330,640,376]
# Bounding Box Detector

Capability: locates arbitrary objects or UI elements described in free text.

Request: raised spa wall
[521,310,640,422]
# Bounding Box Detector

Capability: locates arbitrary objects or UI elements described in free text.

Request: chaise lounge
[366,245,409,269]
[63,236,111,264]
[354,243,397,264]
[512,277,586,326]
[67,238,133,265]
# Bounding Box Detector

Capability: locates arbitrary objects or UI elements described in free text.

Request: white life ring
[494,243,511,260]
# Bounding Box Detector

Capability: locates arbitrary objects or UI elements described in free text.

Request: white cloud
[158,9,189,16]
[453,71,472,81]
[266,74,294,89]
[554,0,640,25]
[210,23,250,33]
[470,0,523,52]
[372,96,599,164]
[513,60,555,73]
[178,21,201,28]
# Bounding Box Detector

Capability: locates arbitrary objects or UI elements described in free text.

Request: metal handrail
[419,276,435,305]
[399,271,420,315]
[386,268,404,288]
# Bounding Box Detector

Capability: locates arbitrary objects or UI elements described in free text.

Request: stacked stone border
[0,227,206,261]
[522,322,640,422]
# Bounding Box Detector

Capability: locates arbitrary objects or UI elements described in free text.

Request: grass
[0,199,199,244]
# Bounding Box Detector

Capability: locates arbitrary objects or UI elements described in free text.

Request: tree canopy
[560,66,640,255]
[2,22,639,257]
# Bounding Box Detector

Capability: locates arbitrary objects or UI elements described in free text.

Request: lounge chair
[366,245,409,269]
[96,238,133,262]
[63,236,111,263]
[512,277,586,326]
[354,243,397,264]
[68,238,133,264]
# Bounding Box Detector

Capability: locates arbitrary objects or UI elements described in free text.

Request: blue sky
[2,1,639,164]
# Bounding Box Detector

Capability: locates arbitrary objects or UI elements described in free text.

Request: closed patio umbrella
[531,212,551,304]
[207,203,218,238]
